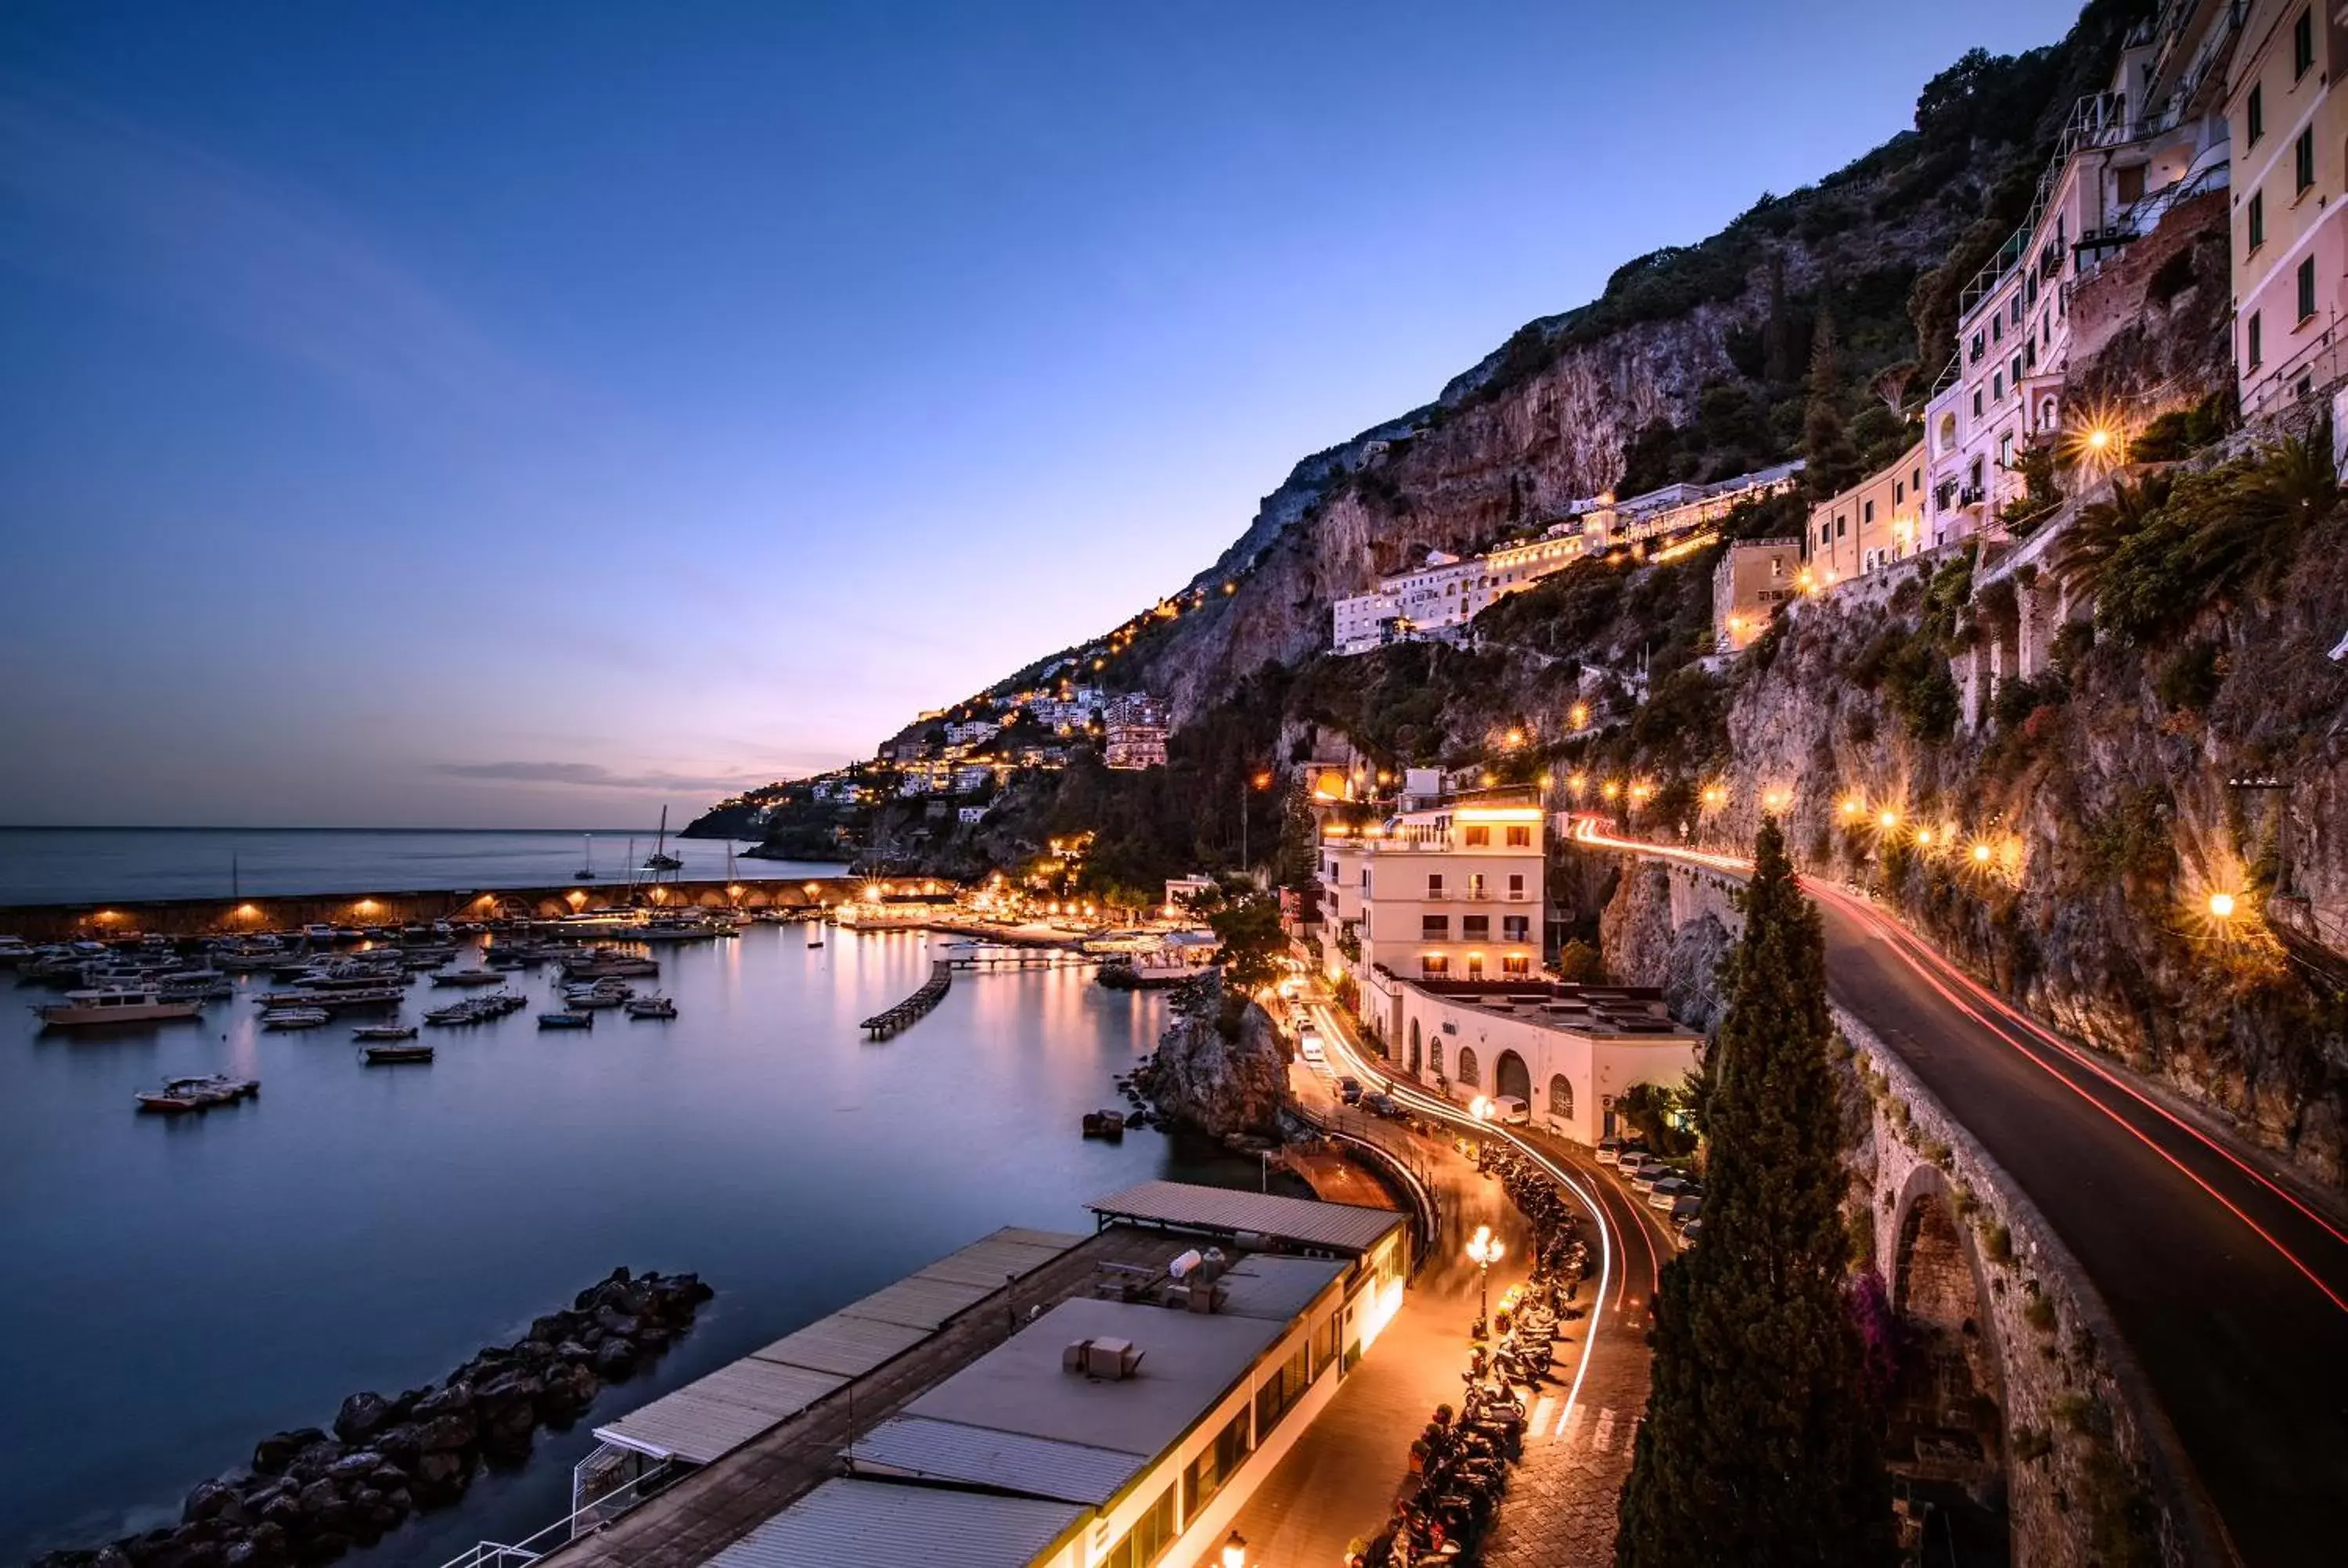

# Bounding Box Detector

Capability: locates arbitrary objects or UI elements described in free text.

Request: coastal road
[1577,822,2348,1568]
[1301,993,1658,1566]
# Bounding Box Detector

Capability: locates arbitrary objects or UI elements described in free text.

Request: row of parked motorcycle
[1346,1144,1591,1566]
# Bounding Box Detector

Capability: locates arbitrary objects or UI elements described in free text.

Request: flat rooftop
[1409,979,1701,1041]
[706,1477,1085,1568]
[902,1289,1330,1461]
[1087,1179,1406,1255]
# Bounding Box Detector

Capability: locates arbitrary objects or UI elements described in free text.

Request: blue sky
[0,1,2070,828]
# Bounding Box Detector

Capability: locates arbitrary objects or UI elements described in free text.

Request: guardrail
[436,1457,677,1568]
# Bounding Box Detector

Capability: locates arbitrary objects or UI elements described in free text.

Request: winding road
[1577,821,2348,1568]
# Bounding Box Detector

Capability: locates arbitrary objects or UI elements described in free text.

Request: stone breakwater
[33,1268,712,1568]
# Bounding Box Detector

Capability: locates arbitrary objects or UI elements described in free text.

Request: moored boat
[624,994,677,1019]
[36,988,206,1028]
[538,1009,594,1030]
[135,1074,260,1113]
[352,1023,420,1041]
[262,1007,331,1030]
[362,1043,435,1065]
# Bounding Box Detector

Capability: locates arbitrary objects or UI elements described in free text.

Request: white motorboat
[352,1023,420,1041]
[136,1074,260,1113]
[262,1007,331,1030]
[36,988,206,1028]
[0,935,34,966]
[624,994,677,1020]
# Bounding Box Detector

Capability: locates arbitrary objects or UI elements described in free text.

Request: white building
[1579,460,1806,552]
[1103,695,1169,770]
[1330,530,1586,656]
[1921,12,2238,540]
[1318,789,1545,982]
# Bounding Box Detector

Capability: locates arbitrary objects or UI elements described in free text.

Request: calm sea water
[0,927,1271,1563]
[0,828,839,908]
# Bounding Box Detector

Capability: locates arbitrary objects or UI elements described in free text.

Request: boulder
[331,1393,391,1446]
[95,1547,137,1568]
[416,1413,474,1453]
[182,1482,244,1527]
[373,1425,421,1470]
[553,1340,593,1365]
[592,1338,637,1379]
[294,1482,339,1518]
[592,1307,641,1341]
[256,1491,304,1534]
[411,1383,471,1420]
[324,1453,382,1484]
[242,1526,287,1566]
[412,1451,466,1490]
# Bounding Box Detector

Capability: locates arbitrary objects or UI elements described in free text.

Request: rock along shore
[33,1268,713,1568]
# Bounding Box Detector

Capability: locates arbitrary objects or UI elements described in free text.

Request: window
[1502,915,1529,942]
[2249,83,2264,146]
[1992,313,2003,343]
[2249,191,2264,253]
[1972,389,1984,418]
[1998,431,2015,469]
[1912,466,1923,491]
[2297,128,2315,194]
[1462,825,1489,847]
[1836,515,1848,538]
[1893,480,1905,505]
[1428,1038,1443,1074]
[1993,372,2004,401]
[2295,8,2314,78]
[1507,872,1525,896]
[1255,1341,1313,1437]
[1457,1048,1480,1088]
[1182,1408,1252,1522]
[2116,163,2146,205]
[1464,953,1484,980]
[1461,915,1489,940]
[1504,825,1532,847]
[1311,1311,1341,1379]
[1862,498,1874,523]
[1421,915,1449,939]
[1549,1074,1574,1119]
[1818,521,1831,545]
[2299,256,2318,322]
[2011,295,2023,326]
[1501,954,1530,976]
[1426,873,1443,897]
[2011,354,2023,386]
[1104,1482,1176,1568]
[1969,329,1985,362]
[2249,310,2263,369]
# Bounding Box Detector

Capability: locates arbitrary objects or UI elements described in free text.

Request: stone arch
[1889,1164,2010,1535]
[1495,1049,1531,1103]
[1429,1038,1443,1080]
[1457,1047,1480,1089]
[1548,1074,1573,1120]
[1408,1020,1423,1077]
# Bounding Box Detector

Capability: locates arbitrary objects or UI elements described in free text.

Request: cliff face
[1599,862,1737,1037]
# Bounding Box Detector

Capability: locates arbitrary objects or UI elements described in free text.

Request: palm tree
[2052,472,2171,597]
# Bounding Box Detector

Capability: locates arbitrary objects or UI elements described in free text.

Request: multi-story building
[1331,588,1401,656]
[1317,789,1544,983]
[1922,6,2239,540]
[1579,460,1806,552]
[1805,440,1928,584]
[1712,538,1804,653]
[2229,0,2348,413]
[1102,694,1169,770]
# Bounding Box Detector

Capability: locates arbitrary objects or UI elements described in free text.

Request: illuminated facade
[1318,790,1545,981]
[1712,538,1803,652]
[1803,441,1928,584]
[2229,0,2348,414]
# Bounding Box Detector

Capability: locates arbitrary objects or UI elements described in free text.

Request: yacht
[262,1007,332,1030]
[352,1023,419,1041]
[37,988,206,1028]
[624,994,677,1020]
[0,935,34,966]
[136,1074,259,1113]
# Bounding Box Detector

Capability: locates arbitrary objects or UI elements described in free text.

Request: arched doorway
[1548,1074,1573,1121]
[1457,1048,1480,1089]
[1495,1050,1530,1104]
[1408,1020,1422,1077]
[1890,1173,2010,1550]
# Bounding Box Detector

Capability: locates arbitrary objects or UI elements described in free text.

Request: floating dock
[860,961,953,1038]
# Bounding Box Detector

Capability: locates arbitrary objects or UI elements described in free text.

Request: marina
[0,916,1265,1565]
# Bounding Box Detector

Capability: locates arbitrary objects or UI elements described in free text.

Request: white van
[1298,1029,1325,1064]
[1490,1095,1530,1125]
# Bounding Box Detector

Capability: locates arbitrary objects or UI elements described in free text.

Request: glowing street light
[1601,780,1621,801]
[1878,809,1900,831]
[1466,1224,1507,1338]
[1570,702,1591,729]
[1701,784,1726,809]
[1220,1530,1248,1568]
[1972,843,1993,865]
[1503,727,1525,750]
[1763,788,1791,812]
[2208,891,2237,920]
[1839,798,1864,820]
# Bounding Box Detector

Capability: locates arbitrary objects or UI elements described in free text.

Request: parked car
[1616,1151,1655,1180]
[1630,1164,1669,1194]
[1489,1095,1530,1125]
[1338,1076,1363,1105]
[1595,1137,1624,1165]
[1648,1176,1691,1210]
[1669,1192,1704,1223]
[1298,1030,1325,1063]
[1677,1217,1703,1249]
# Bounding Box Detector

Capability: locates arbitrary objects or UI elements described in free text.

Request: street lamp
[1220,1530,1248,1568]
[2208,891,2237,920]
[1467,1225,1506,1340]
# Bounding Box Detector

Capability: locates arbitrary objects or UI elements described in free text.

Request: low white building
[1358,977,1702,1145]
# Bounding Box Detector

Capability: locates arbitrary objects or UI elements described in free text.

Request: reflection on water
[0,926,1258,1563]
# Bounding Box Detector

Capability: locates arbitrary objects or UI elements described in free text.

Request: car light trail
[1309,999,1619,1448]
[1572,818,2348,1318]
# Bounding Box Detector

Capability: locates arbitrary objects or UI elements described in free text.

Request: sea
[0,828,837,908]
[0,919,1277,1563]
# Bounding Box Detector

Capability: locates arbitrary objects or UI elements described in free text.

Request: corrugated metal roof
[913,1236,1071,1287]
[846,1271,998,1330]
[595,1358,844,1464]
[1088,1179,1406,1254]
[752,1313,931,1379]
[707,1478,1086,1568]
[848,1415,1142,1505]
[1212,1256,1349,1324]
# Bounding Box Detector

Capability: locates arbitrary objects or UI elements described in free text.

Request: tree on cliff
[1802,305,1863,502]
[1617,820,1894,1568]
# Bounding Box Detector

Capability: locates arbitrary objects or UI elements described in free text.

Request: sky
[0,0,2072,829]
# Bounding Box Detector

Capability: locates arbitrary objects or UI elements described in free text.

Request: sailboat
[642,806,683,874]
[574,833,597,882]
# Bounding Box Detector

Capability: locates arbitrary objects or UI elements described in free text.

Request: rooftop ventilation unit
[1063,1336,1145,1379]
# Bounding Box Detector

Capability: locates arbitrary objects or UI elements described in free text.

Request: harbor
[0,917,1278,1566]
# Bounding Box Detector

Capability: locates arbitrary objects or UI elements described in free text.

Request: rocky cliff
[1138,974,1288,1139]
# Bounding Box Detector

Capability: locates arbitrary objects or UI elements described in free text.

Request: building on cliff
[1920,5,2240,542]
[1803,440,1928,587]
[1102,694,1169,770]
[2228,0,2348,415]
[1316,786,1544,981]
[1712,538,1805,653]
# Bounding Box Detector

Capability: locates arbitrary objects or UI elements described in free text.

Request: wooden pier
[945,951,1097,972]
[860,962,953,1038]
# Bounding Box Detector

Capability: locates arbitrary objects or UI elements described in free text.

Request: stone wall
[1840,1008,2226,1568]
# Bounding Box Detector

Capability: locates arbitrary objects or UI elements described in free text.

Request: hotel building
[2229,0,2348,413]
[1316,789,1545,982]
[1712,538,1804,653]
[1102,695,1169,771]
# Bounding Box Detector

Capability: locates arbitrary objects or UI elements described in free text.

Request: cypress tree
[1616,820,1894,1568]
[1802,304,1862,501]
